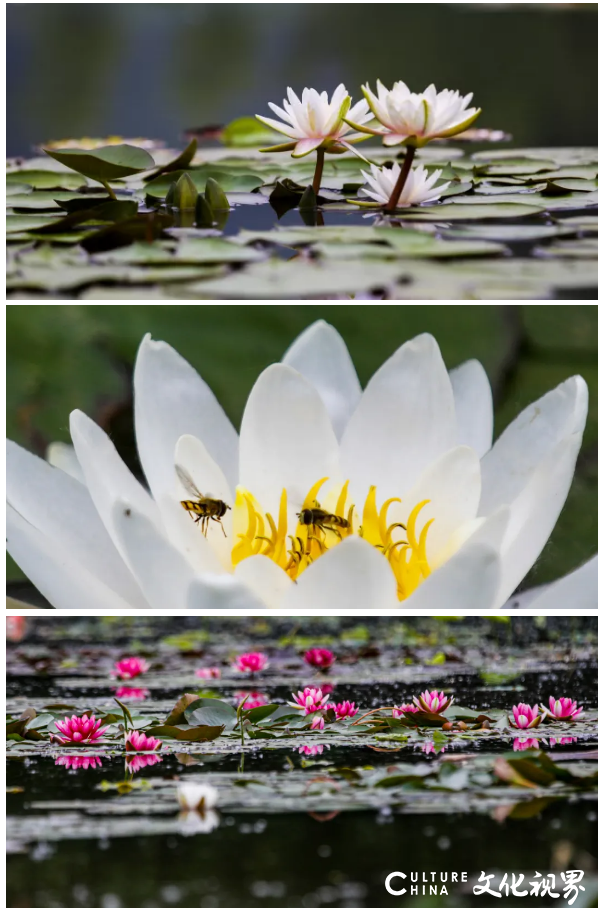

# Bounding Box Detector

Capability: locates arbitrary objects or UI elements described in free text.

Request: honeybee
[176,465,230,537]
[297,505,351,539]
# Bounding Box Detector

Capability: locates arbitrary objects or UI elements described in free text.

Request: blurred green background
[6,303,597,601]
[7,3,598,156]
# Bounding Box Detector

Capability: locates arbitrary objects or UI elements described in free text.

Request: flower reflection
[178,809,220,835]
[513,737,540,752]
[125,754,162,775]
[549,736,579,748]
[297,745,329,756]
[55,755,104,770]
[114,686,150,701]
[420,741,446,755]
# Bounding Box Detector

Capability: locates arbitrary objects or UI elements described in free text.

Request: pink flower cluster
[289,687,331,714]
[325,700,359,720]
[235,691,269,710]
[112,657,149,680]
[392,703,419,718]
[543,696,583,721]
[55,756,104,770]
[509,703,543,730]
[195,667,221,680]
[50,714,109,745]
[304,648,335,670]
[234,652,269,674]
[124,730,162,752]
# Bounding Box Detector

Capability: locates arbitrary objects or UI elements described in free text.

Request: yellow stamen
[232,477,434,601]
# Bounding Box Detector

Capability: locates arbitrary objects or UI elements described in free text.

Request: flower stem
[384,146,416,212]
[312,148,325,195]
[100,179,117,200]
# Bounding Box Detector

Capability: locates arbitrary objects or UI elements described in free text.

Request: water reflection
[297,745,329,756]
[178,809,220,836]
[125,753,162,775]
[55,756,105,770]
[114,686,150,701]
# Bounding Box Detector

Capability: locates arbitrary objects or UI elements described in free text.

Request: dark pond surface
[6,618,598,907]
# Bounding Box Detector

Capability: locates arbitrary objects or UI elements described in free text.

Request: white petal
[70,410,161,556]
[449,360,493,459]
[506,555,597,610]
[495,432,584,606]
[186,573,266,609]
[46,442,85,483]
[234,554,293,608]
[7,439,146,608]
[7,504,135,610]
[112,501,196,609]
[282,536,399,609]
[133,334,239,502]
[401,542,501,610]
[292,138,324,158]
[281,320,362,440]
[341,333,457,505]
[480,376,587,515]
[390,445,481,564]
[239,363,340,522]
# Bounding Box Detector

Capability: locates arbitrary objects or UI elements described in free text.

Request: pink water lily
[195,667,221,680]
[55,755,104,770]
[509,703,543,729]
[289,686,330,714]
[325,700,358,720]
[235,691,269,710]
[124,730,162,752]
[304,648,335,670]
[114,686,149,701]
[310,714,325,730]
[50,713,109,745]
[542,696,583,721]
[126,754,162,775]
[297,744,329,756]
[513,737,540,752]
[392,703,418,718]
[414,690,453,714]
[234,652,268,674]
[113,657,149,680]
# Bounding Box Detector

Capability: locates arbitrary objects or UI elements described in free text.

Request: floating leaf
[163,694,202,726]
[144,139,198,180]
[44,144,155,182]
[145,724,224,741]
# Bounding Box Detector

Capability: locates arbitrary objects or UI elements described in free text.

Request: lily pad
[44,144,155,181]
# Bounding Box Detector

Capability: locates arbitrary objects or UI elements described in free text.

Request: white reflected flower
[358,162,449,207]
[6,321,593,610]
[178,809,220,835]
[256,84,372,158]
[346,79,481,147]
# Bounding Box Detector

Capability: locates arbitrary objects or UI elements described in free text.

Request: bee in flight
[176,465,231,537]
[296,504,351,540]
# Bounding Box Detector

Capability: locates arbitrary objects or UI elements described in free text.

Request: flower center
[232,477,433,601]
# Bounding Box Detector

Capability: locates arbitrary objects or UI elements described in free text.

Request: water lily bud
[195,193,214,227]
[457,720,468,731]
[442,721,453,731]
[164,181,176,206]
[172,172,198,209]
[205,177,229,211]
[299,185,317,209]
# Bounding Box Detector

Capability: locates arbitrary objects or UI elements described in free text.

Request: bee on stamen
[176,465,231,537]
[297,503,351,540]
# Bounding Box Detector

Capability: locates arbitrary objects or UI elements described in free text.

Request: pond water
[7,617,598,907]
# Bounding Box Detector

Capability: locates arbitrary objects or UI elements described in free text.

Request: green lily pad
[6,170,89,191]
[44,144,155,182]
[533,238,598,258]
[145,168,262,196]
[391,202,547,220]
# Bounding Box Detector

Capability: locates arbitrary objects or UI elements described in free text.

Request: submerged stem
[312,147,325,195]
[384,146,416,212]
[100,179,117,200]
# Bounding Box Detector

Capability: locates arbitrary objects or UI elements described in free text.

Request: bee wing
[175,464,205,501]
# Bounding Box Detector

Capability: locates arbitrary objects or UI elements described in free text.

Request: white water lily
[256,84,372,158]
[6,321,593,610]
[346,79,481,147]
[358,162,450,207]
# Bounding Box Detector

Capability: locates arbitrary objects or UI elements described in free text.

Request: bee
[175,465,231,537]
[296,504,351,540]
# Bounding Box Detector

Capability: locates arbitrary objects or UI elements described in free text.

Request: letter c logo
[385,872,406,895]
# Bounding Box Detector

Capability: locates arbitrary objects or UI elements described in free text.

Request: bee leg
[324,524,342,540]
[218,517,227,538]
